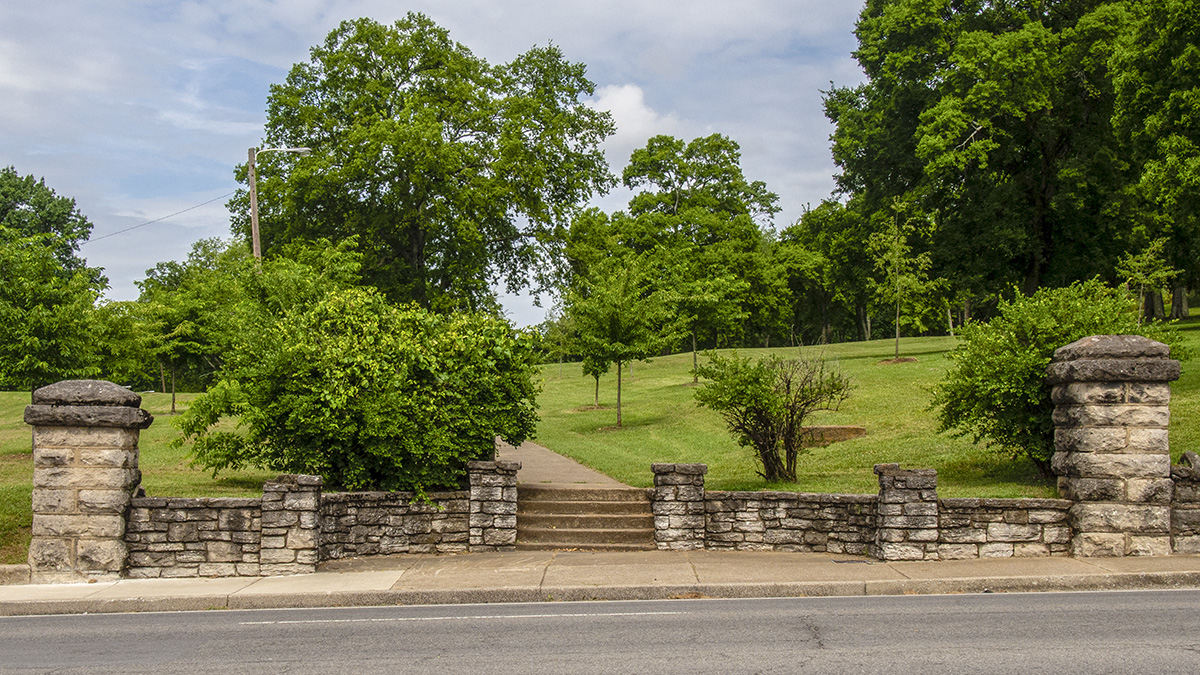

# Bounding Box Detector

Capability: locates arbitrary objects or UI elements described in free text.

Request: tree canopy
[236,13,614,311]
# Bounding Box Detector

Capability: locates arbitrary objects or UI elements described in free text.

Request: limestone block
[1043,526,1072,544]
[34,467,138,490]
[902,502,939,516]
[1051,382,1125,405]
[78,447,138,468]
[1172,535,1200,555]
[1127,535,1171,557]
[34,426,141,450]
[33,514,124,538]
[874,542,928,561]
[1053,453,1169,480]
[282,492,319,511]
[28,538,74,571]
[77,489,132,514]
[32,447,74,467]
[32,489,77,514]
[980,542,1014,558]
[1171,508,1200,533]
[259,547,297,564]
[1013,543,1051,557]
[1057,476,1125,502]
[1051,404,1168,429]
[1125,382,1171,405]
[1071,503,1170,533]
[940,527,986,544]
[985,522,1041,542]
[1028,509,1069,524]
[1126,428,1170,454]
[482,528,516,546]
[938,544,979,560]
[906,528,939,542]
[1071,532,1125,557]
[1125,478,1173,504]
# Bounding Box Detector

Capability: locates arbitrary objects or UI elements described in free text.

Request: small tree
[565,252,680,427]
[931,279,1181,476]
[1116,237,1180,325]
[869,198,940,359]
[694,353,851,483]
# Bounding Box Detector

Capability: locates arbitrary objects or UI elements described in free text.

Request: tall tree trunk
[692,331,699,384]
[593,375,600,408]
[1171,284,1190,320]
[894,300,901,359]
[616,360,623,428]
[947,305,954,337]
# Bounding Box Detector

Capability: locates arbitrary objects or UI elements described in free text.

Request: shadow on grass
[937,453,1055,498]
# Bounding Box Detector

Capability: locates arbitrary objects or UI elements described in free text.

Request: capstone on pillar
[1048,335,1180,557]
[24,380,152,582]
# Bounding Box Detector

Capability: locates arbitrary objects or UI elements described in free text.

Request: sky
[0,1,866,326]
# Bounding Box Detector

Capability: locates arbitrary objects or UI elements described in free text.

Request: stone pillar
[1048,334,1179,557]
[259,474,322,576]
[650,463,708,550]
[24,380,152,583]
[468,460,520,551]
[872,464,940,561]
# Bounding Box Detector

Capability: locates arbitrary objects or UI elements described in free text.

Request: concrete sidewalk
[3,549,1200,617]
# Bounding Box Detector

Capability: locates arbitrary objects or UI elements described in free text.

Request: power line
[82,190,237,245]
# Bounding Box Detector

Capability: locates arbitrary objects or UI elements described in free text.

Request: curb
[3,572,1199,617]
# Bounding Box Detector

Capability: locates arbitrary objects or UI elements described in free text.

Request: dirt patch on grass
[0,453,31,464]
[803,425,867,447]
[877,357,918,364]
[568,405,610,413]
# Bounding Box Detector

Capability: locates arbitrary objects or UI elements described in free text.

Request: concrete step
[516,526,655,546]
[518,513,654,530]
[519,499,652,516]
[514,540,657,552]
[516,484,655,551]
[518,486,650,503]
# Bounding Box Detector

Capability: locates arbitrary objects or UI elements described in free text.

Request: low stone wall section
[125,497,262,578]
[320,491,471,558]
[937,498,1072,559]
[705,491,876,554]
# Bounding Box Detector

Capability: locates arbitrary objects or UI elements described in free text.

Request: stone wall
[937,498,1072,559]
[125,497,262,578]
[704,491,876,554]
[320,490,471,558]
[119,462,520,579]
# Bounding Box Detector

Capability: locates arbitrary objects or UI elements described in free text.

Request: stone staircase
[516,485,656,551]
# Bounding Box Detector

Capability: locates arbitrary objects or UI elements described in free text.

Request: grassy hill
[3,325,1198,564]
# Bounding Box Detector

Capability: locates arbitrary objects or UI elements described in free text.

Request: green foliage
[1116,237,1180,323]
[868,197,943,357]
[694,352,851,483]
[932,279,1179,475]
[0,231,104,391]
[564,252,681,426]
[180,287,539,491]
[0,166,98,279]
[238,13,614,309]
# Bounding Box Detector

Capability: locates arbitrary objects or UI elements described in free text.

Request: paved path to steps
[497,441,629,489]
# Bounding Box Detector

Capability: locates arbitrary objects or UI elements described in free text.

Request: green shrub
[931,280,1179,475]
[180,287,539,492]
[694,352,851,483]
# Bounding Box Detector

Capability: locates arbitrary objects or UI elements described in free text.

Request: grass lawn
[534,323,1200,498]
[2,322,1198,564]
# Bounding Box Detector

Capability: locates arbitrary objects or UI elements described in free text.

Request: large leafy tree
[0,231,104,392]
[237,14,614,311]
[827,0,1136,305]
[0,166,98,279]
[1112,0,1200,316]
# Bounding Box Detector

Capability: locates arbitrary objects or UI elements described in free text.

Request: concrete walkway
[499,440,629,489]
[3,442,1200,616]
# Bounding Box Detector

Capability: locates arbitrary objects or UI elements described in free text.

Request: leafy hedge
[180,287,539,491]
[931,280,1179,475]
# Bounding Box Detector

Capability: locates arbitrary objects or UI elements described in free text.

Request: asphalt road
[1,591,1198,674]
